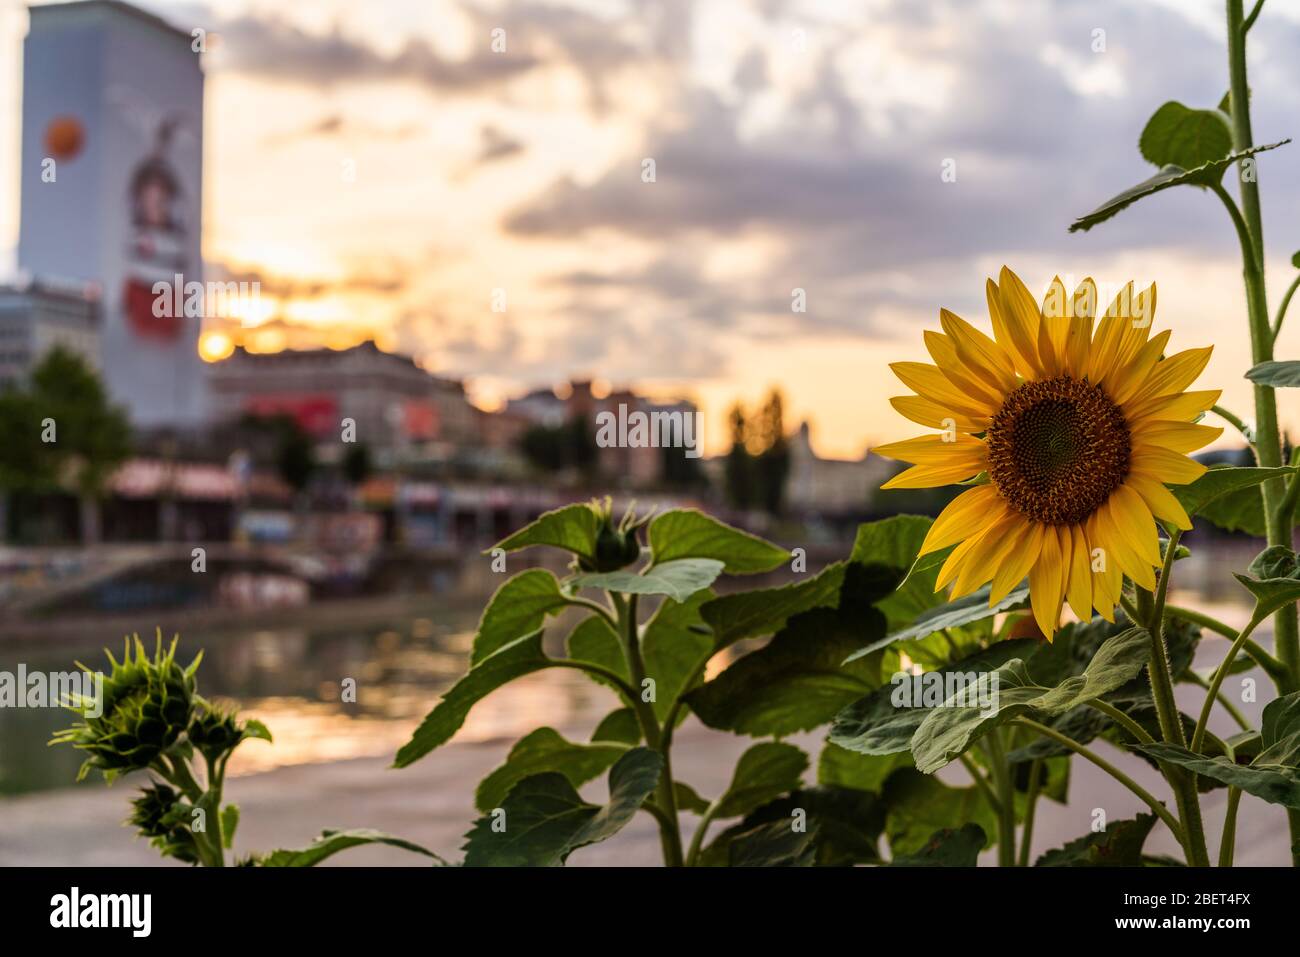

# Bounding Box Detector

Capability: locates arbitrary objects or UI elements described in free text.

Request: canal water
[0,598,611,795]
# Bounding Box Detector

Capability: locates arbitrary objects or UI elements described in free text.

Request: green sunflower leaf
[845,582,1030,663]
[714,742,810,819]
[474,727,629,814]
[884,770,996,856]
[260,829,443,867]
[590,707,641,745]
[830,638,1039,755]
[489,503,601,561]
[891,823,986,866]
[849,515,945,628]
[1035,814,1157,867]
[1234,546,1300,620]
[394,630,552,768]
[1171,464,1294,536]
[1068,140,1290,233]
[685,604,884,737]
[1139,101,1233,171]
[700,561,847,649]
[700,787,883,866]
[1246,360,1300,388]
[641,590,715,722]
[1131,691,1300,811]
[818,742,913,795]
[910,627,1150,773]
[462,748,663,866]
[471,568,569,664]
[647,509,790,573]
[726,819,818,867]
[567,557,723,603]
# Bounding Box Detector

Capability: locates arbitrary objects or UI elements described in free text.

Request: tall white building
[17,0,207,427]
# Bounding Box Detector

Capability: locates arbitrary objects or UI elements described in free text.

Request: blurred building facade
[787,421,890,515]
[208,342,479,458]
[0,279,100,389]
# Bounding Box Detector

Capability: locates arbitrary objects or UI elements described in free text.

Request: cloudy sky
[2,0,1299,456]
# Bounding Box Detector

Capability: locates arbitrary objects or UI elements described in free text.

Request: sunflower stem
[1012,718,1185,847]
[1143,531,1212,866]
[1226,0,1300,864]
[983,733,1017,867]
[1017,758,1043,867]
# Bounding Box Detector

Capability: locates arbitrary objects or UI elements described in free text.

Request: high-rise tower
[18,0,207,427]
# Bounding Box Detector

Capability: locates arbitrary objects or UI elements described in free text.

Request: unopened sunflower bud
[51,632,200,782]
[188,702,244,761]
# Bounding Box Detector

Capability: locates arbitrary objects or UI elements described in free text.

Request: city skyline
[2,0,1300,457]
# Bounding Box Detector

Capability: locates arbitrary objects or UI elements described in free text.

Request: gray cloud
[503,0,1300,355]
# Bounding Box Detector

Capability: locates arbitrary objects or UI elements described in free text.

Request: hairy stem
[1143,532,1211,865]
[611,592,683,866]
[1013,717,1185,849]
[1018,758,1043,868]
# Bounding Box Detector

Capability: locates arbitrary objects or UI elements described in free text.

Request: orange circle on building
[44,115,85,160]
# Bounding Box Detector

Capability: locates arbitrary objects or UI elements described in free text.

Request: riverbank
[0,706,1286,866]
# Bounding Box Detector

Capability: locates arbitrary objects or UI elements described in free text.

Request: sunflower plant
[399,5,1300,868]
[858,0,1300,867]
[53,633,438,867]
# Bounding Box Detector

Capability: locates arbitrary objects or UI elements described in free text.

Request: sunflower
[873,266,1221,638]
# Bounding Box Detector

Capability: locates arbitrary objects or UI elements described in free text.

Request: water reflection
[0,603,605,795]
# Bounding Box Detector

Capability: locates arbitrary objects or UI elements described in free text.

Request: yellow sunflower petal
[1125,347,1214,407]
[1130,446,1207,485]
[1094,496,1157,591]
[1108,329,1172,405]
[1127,388,1221,423]
[939,308,1018,392]
[1085,281,1135,383]
[1037,276,1072,376]
[989,516,1042,603]
[1087,512,1122,621]
[872,433,985,466]
[1125,473,1192,531]
[890,362,997,418]
[924,331,1006,407]
[1110,284,1157,373]
[920,484,1003,555]
[889,395,988,432]
[881,461,986,490]
[1072,278,1098,320]
[997,267,1048,380]
[1028,526,1065,637]
[952,510,1022,597]
[935,526,989,592]
[1064,524,1094,623]
[1109,484,1161,566]
[1129,420,1223,454]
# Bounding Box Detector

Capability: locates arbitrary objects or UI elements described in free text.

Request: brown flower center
[986,376,1130,525]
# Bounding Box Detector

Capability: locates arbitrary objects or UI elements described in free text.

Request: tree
[275,425,315,498]
[519,415,597,476]
[723,404,754,509]
[342,442,372,487]
[723,390,790,515]
[24,348,131,544]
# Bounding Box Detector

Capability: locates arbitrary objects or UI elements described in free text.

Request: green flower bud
[188,702,244,762]
[128,782,201,865]
[577,498,646,573]
[51,632,200,782]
